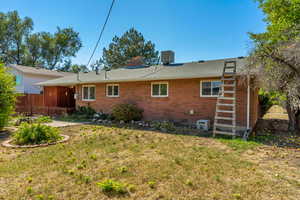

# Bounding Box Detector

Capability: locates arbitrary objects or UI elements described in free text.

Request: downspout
[247,74,250,130]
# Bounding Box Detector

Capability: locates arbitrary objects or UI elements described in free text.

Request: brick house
[37,56,259,133]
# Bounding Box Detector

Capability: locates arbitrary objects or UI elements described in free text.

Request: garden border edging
[1,134,70,148]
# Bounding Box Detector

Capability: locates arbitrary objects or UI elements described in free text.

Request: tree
[24,33,44,66]
[0,11,33,64]
[0,10,82,69]
[102,28,159,69]
[58,60,89,73]
[0,64,17,130]
[248,0,300,132]
[40,28,82,70]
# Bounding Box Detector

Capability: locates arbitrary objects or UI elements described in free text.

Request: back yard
[0,124,299,200]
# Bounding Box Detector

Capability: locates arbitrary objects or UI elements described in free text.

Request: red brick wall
[75,77,259,128]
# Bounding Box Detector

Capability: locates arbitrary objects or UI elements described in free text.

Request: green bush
[75,106,96,118]
[0,64,17,130]
[153,121,176,132]
[34,116,53,123]
[13,123,62,145]
[258,89,285,114]
[96,179,127,194]
[112,104,143,122]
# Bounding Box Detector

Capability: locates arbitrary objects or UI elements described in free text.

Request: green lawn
[0,125,299,200]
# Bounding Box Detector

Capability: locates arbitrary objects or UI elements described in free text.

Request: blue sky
[1,0,266,66]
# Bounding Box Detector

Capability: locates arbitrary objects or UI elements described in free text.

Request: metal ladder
[213,61,237,137]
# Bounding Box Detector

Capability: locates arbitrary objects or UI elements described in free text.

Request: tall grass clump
[13,123,62,145]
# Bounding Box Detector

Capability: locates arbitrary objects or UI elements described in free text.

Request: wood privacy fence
[16,94,74,116]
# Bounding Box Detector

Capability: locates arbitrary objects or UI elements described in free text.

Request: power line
[86,0,116,68]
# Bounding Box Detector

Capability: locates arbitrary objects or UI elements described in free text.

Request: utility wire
[86,0,116,68]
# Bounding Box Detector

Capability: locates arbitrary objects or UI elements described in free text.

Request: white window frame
[106,84,119,97]
[200,80,222,97]
[151,81,169,97]
[82,85,96,101]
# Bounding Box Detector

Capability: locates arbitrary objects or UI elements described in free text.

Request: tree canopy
[0,11,82,70]
[249,0,300,132]
[57,60,89,73]
[102,28,159,69]
[0,64,17,130]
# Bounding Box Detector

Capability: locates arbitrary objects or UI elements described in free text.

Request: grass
[34,116,53,124]
[0,125,299,200]
[217,138,262,152]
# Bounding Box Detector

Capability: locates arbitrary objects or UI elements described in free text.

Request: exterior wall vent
[196,120,210,131]
[161,51,175,65]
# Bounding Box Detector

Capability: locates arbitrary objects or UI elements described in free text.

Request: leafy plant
[15,116,34,126]
[34,116,53,123]
[258,89,285,115]
[75,106,96,118]
[0,64,17,130]
[13,123,62,145]
[153,121,176,132]
[118,166,128,173]
[147,181,156,189]
[96,179,127,194]
[112,104,143,122]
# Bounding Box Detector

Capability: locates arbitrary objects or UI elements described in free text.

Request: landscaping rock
[15,117,34,126]
[2,134,70,148]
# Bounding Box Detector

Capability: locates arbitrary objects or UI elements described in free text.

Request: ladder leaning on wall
[213,61,238,137]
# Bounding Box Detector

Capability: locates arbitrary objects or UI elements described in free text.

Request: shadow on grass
[0,130,11,142]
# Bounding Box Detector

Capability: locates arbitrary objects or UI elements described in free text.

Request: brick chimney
[126,56,144,66]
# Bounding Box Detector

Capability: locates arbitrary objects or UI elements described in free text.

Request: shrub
[112,104,143,122]
[34,116,52,123]
[13,123,62,145]
[96,179,127,194]
[153,121,176,132]
[258,89,285,115]
[76,106,96,118]
[15,117,34,126]
[0,64,17,130]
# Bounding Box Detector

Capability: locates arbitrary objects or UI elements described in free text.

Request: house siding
[8,66,64,94]
[10,69,24,93]
[75,77,259,128]
[22,74,61,94]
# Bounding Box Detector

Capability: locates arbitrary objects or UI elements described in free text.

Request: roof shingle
[9,64,74,77]
[37,57,247,86]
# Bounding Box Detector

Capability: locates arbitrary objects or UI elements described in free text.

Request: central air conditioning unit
[161,50,175,65]
[196,120,210,131]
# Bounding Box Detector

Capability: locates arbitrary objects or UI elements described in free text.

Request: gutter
[37,73,250,87]
[247,74,250,130]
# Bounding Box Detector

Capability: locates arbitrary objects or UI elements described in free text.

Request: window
[14,74,22,86]
[82,85,96,101]
[106,84,119,97]
[151,82,168,97]
[201,81,222,97]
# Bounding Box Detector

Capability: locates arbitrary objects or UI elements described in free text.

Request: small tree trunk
[296,112,300,135]
[286,97,300,134]
[287,109,297,132]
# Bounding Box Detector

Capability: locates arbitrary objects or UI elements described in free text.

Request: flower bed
[2,134,69,148]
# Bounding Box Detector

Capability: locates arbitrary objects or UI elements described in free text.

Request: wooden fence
[16,94,74,116]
